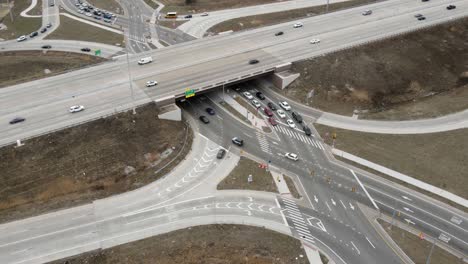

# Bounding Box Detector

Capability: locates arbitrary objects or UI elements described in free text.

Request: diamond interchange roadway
[1,2,468,264]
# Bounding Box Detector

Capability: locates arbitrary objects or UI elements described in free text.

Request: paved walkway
[177,0,352,38]
[20,0,41,18]
[333,148,468,208]
[317,110,468,134]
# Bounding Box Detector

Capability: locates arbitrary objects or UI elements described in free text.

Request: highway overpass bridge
[0,0,466,146]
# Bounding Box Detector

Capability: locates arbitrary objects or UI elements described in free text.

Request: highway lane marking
[276,199,288,228]
[368,186,467,233]
[11,248,31,255]
[351,241,360,255]
[349,203,355,210]
[366,237,376,249]
[242,132,253,138]
[339,200,347,210]
[325,201,332,211]
[376,200,468,247]
[314,195,318,203]
[123,195,214,217]
[403,207,414,213]
[330,199,336,206]
[350,169,379,210]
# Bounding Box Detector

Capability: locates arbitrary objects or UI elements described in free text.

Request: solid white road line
[366,237,376,249]
[340,200,347,210]
[276,198,289,226]
[351,241,360,255]
[325,201,332,211]
[350,169,379,210]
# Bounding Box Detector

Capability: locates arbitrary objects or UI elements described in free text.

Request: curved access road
[260,86,468,134]
[177,0,353,38]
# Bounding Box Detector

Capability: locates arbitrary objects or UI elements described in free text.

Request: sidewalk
[333,148,468,208]
[270,169,293,198]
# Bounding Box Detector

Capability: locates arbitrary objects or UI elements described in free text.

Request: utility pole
[326,0,330,13]
[425,240,436,264]
[6,0,13,22]
[125,39,136,114]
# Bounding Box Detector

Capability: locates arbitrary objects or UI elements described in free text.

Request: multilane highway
[1,0,466,147]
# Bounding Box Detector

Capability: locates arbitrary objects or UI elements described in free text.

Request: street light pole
[326,0,330,13]
[125,39,136,114]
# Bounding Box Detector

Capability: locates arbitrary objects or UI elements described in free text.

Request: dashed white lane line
[366,237,376,249]
[351,241,360,255]
[325,201,332,211]
[340,200,347,210]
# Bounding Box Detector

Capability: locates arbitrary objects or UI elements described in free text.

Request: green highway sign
[95,49,101,56]
[185,88,195,98]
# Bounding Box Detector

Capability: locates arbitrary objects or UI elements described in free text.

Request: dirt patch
[315,124,468,199]
[143,0,159,9]
[160,0,285,14]
[208,0,379,34]
[0,0,41,40]
[51,224,309,264]
[378,219,464,264]
[218,156,278,193]
[158,19,187,29]
[0,51,106,88]
[28,0,42,16]
[284,175,301,199]
[87,0,123,15]
[45,15,124,46]
[219,101,250,124]
[0,103,193,223]
[279,18,468,119]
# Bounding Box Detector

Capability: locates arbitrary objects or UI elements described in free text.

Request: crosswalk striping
[256,132,272,154]
[273,125,325,150]
[282,198,315,244]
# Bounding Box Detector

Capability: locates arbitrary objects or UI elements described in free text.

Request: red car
[264,107,274,117]
[268,117,277,126]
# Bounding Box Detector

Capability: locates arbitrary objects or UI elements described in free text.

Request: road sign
[95,49,101,56]
[248,174,253,183]
[184,88,195,98]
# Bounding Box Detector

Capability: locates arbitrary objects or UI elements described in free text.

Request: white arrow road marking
[182,176,188,183]
[245,210,252,216]
[405,218,416,225]
[340,200,347,210]
[402,196,412,201]
[325,201,332,211]
[403,207,414,213]
[366,237,376,249]
[174,182,182,188]
[314,195,318,203]
[248,196,253,202]
[248,203,254,210]
[166,187,172,192]
[351,241,360,255]
[331,199,336,206]
[236,202,243,209]
[349,203,355,210]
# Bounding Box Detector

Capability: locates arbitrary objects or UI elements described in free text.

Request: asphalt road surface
[2,0,466,147]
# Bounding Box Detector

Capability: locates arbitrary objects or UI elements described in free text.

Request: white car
[201,12,209,16]
[286,119,296,128]
[277,109,286,118]
[138,56,153,65]
[310,38,320,44]
[362,10,372,16]
[146,80,158,87]
[243,91,253,100]
[251,99,261,108]
[85,12,92,17]
[293,22,303,28]
[279,101,291,111]
[78,10,84,14]
[16,35,26,42]
[69,105,85,113]
[285,152,299,161]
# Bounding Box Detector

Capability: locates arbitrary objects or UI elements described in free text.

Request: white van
[138,57,153,65]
